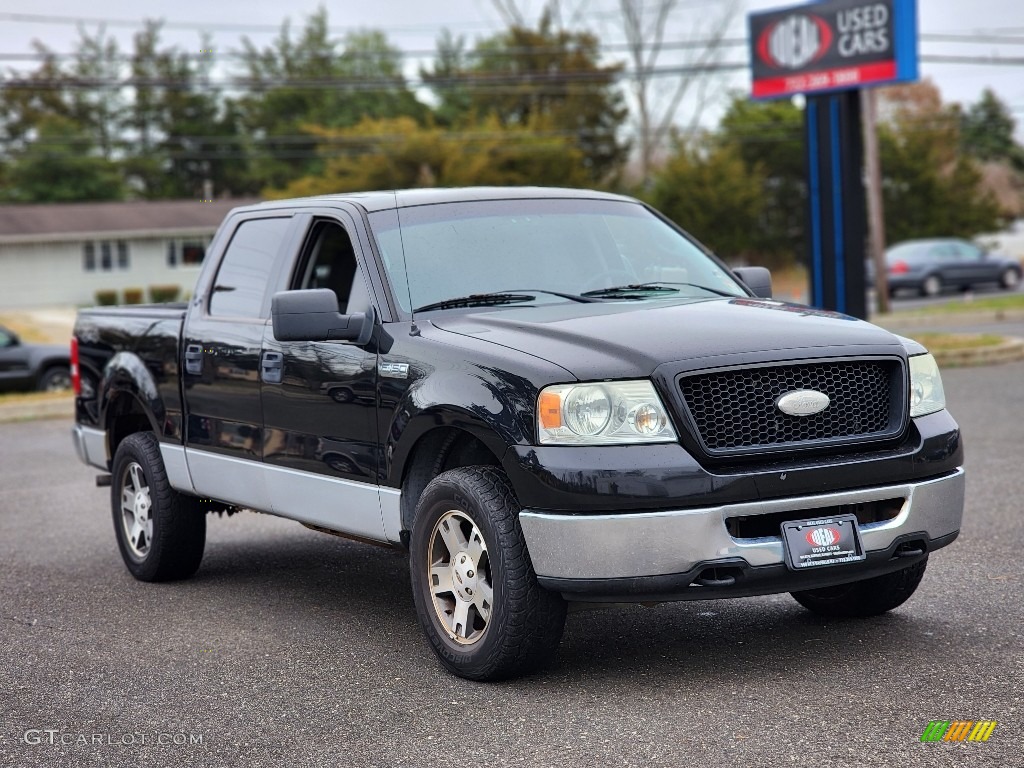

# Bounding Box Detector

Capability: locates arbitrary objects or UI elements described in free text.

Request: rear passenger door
[260,213,386,540]
[181,213,298,509]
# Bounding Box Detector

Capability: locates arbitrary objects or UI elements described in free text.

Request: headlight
[909,353,946,417]
[537,380,678,445]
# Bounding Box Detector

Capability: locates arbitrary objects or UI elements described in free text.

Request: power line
[4,33,1024,64]
[2,53,1021,93]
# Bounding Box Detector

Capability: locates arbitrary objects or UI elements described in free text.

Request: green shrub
[95,290,118,306]
[123,287,144,305]
[148,285,181,303]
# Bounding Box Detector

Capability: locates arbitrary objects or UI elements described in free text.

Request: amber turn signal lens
[538,391,562,429]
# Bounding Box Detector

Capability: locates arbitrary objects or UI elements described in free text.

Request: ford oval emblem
[776,389,830,417]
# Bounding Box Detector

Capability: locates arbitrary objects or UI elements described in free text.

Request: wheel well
[399,428,502,535]
[106,393,153,461]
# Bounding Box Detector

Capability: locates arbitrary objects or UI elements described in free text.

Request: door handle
[261,351,284,384]
[184,344,203,375]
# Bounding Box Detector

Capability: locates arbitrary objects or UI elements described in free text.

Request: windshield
[368,198,747,312]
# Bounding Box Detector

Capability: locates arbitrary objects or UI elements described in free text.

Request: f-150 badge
[379,361,410,379]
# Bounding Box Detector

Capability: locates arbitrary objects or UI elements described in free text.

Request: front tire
[111,432,206,582]
[1000,267,1021,291]
[790,558,927,618]
[409,466,566,681]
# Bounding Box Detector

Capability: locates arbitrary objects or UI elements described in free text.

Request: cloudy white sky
[2,0,1023,131]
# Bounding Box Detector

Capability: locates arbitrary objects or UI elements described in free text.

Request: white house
[0,198,260,308]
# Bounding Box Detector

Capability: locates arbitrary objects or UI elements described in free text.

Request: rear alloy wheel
[920,275,942,297]
[111,432,206,582]
[37,366,71,391]
[1000,267,1021,291]
[409,466,566,681]
[790,558,928,618]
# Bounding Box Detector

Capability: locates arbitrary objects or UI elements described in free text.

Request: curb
[874,308,1024,330]
[929,337,1024,368]
[0,397,73,424]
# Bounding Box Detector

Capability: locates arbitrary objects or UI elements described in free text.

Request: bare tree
[619,0,738,182]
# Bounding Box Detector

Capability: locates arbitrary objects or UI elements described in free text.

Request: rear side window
[209,218,291,318]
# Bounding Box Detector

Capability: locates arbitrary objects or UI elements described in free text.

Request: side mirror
[733,266,773,299]
[271,289,376,345]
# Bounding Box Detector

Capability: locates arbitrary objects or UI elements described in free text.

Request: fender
[384,368,537,488]
[100,351,165,440]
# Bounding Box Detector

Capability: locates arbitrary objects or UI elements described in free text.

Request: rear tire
[37,366,71,391]
[920,275,942,297]
[409,466,566,681]
[111,432,205,582]
[790,558,927,618]
[1000,267,1021,291]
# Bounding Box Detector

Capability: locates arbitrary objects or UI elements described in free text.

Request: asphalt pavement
[2,364,1022,768]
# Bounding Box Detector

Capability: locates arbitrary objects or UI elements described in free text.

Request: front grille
[677,359,904,455]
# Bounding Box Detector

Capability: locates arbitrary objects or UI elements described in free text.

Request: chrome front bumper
[519,469,964,581]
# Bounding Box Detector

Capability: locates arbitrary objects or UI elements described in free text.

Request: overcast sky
[2,0,1023,131]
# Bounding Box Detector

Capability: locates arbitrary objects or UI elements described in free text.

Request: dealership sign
[749,0,918,99]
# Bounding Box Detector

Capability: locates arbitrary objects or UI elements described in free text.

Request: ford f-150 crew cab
[72,188,964,681]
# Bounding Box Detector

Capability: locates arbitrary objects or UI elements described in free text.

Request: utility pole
[862,88,890,316]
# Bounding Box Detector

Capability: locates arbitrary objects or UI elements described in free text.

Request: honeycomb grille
[678,360,900,453]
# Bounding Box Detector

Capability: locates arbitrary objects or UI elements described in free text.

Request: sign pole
[862,88,890,315]
[804,91,867,318]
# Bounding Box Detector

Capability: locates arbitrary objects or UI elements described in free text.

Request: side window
[209,217,291,318]
[933,244,957,261]
[953,241,982,261]
[292,220,370,314]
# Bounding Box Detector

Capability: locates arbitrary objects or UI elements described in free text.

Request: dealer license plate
[781,513,866,571]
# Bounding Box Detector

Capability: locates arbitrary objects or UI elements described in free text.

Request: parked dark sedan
[0,324,71,391]
[883,238,1022,297]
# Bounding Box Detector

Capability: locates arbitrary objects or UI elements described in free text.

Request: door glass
[210,218,291,318]
[293,221,370,313]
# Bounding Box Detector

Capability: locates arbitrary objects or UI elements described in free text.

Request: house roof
[0,198,261,242]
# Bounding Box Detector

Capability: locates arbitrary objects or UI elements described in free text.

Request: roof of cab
[231,186,638,215]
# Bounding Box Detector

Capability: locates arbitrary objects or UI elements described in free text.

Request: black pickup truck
[72,188,964,681]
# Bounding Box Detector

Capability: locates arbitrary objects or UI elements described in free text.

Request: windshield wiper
[580,284,680,298]
[582,282,739,299]
[413,292,537,313]
[496,288,598,304]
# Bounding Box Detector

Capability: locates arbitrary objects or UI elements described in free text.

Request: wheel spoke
[128,519,143,549]
[430,565,454,596]
[472,586,492,622]
[452,599,471,638]
[129,464,144,494]
[121,488,135,514]
[437,516,468,556]
[466,528,486,564]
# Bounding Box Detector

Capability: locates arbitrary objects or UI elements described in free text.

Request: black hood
[428,297,904,380]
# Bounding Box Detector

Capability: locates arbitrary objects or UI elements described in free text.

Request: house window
[83,242,96,272]
[181,241,207,265]
[167,239,208,267]
[100,241,112,271]
[117,241,129,269]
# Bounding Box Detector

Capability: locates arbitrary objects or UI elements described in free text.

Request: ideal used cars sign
[749,0,918,99]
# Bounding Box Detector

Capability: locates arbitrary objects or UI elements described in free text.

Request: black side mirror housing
[733,267,773,299]
[271,289,376,345]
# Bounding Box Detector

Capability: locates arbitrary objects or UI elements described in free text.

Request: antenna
[393,190,417,333]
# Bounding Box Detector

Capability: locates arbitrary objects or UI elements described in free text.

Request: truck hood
[428,297,904,380]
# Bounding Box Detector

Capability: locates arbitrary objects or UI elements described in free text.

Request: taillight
[70,337,81,395]
[889,260,909,275]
